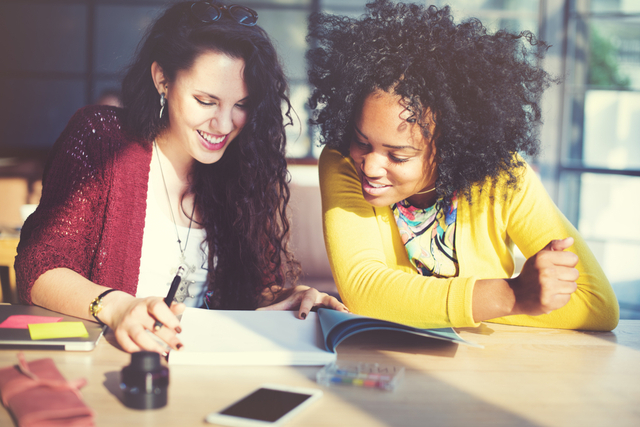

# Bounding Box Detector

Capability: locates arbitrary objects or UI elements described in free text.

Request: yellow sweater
[319,148,619,331]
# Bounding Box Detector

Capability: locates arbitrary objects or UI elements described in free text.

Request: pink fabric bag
[0,353,95,427]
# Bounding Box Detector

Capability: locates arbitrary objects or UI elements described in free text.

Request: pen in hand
[153,266,185,332]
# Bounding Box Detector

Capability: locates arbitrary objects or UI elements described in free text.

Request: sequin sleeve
[15,106,117,304]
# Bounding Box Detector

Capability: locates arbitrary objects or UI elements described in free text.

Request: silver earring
[159,93,166,119]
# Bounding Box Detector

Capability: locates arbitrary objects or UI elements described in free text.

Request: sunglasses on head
[190,2,258,27]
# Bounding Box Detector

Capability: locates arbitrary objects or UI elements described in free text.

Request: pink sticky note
[0,315,63,329]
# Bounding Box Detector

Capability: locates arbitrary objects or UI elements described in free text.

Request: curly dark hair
[307,0,555,206]
[122,1,299,309]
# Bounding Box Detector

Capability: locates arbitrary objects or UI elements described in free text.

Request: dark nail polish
[176,343,183,350]
[301,312,307,320]
[175,326,182,334]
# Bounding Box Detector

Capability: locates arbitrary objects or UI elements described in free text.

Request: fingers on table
[319,293,348,312]
[298,290,349,319]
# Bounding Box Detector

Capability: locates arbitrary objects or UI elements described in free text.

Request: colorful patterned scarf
[391,194,459,277]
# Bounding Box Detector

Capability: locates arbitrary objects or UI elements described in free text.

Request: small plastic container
[316,362,404,392]
[120,351,169,409]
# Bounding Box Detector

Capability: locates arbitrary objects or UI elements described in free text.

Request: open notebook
[168,307,478,366]
[0,304,105,351]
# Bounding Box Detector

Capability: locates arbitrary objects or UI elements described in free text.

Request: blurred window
[561,0,640,318]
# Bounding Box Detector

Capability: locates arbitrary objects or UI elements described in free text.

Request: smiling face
[152,50,249,169]
[349,90,438,208]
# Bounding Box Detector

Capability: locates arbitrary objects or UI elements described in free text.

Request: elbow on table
[564,276,619,331]
[572,297,620,332]
[587,303,620,332]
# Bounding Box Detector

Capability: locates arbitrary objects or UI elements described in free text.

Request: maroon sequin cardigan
[16,105,152,304]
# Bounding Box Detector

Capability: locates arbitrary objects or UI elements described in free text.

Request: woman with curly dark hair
[15,1,346,354]
[308,0,618,331]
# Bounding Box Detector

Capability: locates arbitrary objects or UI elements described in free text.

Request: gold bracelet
[89,289,117,325]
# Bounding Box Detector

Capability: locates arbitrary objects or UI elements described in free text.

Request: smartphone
[205,384,323,427]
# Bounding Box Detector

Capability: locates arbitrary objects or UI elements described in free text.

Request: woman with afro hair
[308,0,618,331]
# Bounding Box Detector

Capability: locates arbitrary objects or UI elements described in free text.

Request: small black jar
[120,351,169,409]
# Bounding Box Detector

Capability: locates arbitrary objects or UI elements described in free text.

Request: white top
[137,168,209,308]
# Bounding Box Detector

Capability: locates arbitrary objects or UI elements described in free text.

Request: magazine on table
[168,307,479,366]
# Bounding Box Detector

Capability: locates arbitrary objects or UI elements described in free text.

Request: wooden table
[1,320,639,427]
[0,236,19,303]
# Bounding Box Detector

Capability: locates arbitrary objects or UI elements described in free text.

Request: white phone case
[205,383,323,427]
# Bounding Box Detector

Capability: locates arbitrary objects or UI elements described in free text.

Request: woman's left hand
[257,285,349,319]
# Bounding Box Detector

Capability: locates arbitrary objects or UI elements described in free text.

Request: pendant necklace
[415,186,436,195]
[154,140,197,303]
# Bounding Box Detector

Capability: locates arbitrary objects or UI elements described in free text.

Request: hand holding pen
[95,289,185,354]
[92,267,187,354]
[153,266,186,331]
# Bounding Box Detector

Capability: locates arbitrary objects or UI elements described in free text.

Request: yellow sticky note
[28,322,89,340]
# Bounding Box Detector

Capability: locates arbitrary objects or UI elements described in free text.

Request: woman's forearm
[31,268,127,322]
[472,278,516,322]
